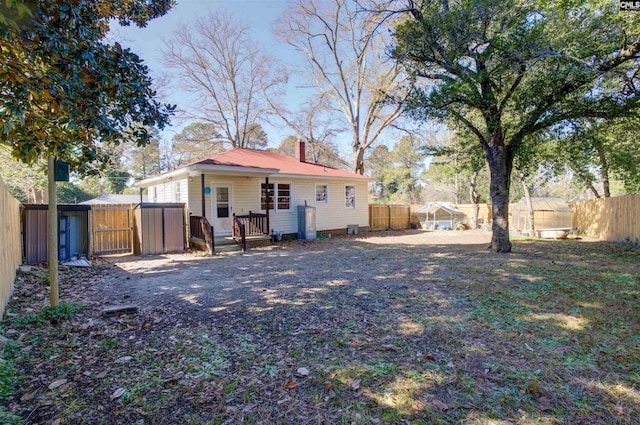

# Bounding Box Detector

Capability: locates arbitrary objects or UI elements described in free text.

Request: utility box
[297,205,316,240]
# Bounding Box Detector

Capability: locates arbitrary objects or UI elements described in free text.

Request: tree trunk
[596,146,611,198]
[469,170,481,229]
[572,167,601,198]
[484,142,512,252]
[353,146,365,175]
[521,179,535,237]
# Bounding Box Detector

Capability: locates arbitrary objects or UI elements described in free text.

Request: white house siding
[179,174,368,234]
[264,178,368,234]
[148,179,188,203]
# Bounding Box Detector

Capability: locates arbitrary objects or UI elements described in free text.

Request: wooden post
[265,177,270,234]
[47,156,59,307]
[201,173,206,218]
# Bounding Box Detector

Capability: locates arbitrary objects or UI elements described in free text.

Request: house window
[174,181,181,202]
[277,183,291,210]
[316,184,328,203]
[345,185,356,209]
[261,182,292,211]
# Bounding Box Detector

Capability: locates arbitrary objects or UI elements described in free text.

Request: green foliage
[392,0,639,250]
[369,136,426,203]
[423,127,488,204]
[0,406,22,425]
[0,335,21,424]
[0,357,17,400]
[169,122,224,168]
[544,118,640,196]
[16,302,85,327]
[0,0,175,173]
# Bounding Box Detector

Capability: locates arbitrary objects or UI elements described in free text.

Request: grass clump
[16,302,85,327]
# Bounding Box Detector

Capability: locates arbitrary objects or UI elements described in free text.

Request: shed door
[212,184,232,236]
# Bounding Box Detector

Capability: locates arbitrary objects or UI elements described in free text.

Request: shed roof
[415,201,465,215]
[81,194,147,205]
[514,197,572,212]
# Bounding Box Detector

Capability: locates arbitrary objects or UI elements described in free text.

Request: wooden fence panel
[90,204,133,255]
[0,175,21,319]
[389,205,410,230]
[369,204,412,231]
[571,194,640,243]
[369,204,390,231]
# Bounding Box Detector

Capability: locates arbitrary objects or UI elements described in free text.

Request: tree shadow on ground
[4,231,639,424]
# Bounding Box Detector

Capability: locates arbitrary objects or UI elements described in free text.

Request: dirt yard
[103,229,493,318]
[2,230,639,425]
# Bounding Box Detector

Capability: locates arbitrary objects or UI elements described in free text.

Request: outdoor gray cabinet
[297,205,316,240]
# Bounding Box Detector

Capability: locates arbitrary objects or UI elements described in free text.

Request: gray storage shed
[133,203,185,255]
[22,204,91,264]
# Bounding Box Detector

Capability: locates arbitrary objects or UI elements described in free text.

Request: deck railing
[189,215,204,240]
[233,211,269,236]
[232,214,247,252]
[189,215,214,254]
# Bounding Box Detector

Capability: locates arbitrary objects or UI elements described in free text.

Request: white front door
[212,184,233,236]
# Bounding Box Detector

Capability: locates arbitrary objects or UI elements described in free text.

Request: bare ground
[2,230,639,425]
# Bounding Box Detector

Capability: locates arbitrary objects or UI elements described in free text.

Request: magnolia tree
[0,0,175,170]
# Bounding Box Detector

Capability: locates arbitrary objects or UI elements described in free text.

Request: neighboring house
[81,194,148,205]
[136,142,371,238]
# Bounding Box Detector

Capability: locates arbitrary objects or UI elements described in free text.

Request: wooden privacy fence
[369,204,411,231]
[571,194,640,243]
[0,175,21,319]
[90,204,134,255]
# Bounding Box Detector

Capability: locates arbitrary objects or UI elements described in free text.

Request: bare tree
[276,0,408,174]
[267,92,346,163]
[164,11,286,148]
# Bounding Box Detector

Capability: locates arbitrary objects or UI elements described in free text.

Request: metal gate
[90,204,133,255]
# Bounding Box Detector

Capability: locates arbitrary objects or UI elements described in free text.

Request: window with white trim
[315,184,328,203]
[345,185,356,209]
[174,181,181,202]
[261,182,291,211]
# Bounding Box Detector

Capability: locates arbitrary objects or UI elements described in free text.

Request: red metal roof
[190,148,371,180]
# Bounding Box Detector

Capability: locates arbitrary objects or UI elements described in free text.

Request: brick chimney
[296,140,306,162]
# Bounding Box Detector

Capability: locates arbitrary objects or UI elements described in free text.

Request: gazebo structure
[414,202,468,230]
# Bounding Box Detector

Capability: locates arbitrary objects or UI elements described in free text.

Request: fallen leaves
[48,379,67,390]
[110,388,126,400]
[295,367,310,377]
[3,236,640,424]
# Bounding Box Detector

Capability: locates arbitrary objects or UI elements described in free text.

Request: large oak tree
[389,0,640,252]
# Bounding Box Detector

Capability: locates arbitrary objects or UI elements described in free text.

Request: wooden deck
[190,234,271,253]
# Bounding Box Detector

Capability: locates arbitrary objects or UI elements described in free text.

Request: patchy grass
[1,232,639,424]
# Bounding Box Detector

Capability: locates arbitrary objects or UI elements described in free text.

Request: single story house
[136,142,371,241]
